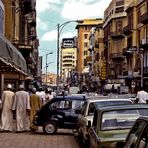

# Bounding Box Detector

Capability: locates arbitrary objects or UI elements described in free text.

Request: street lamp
[46,52,53,84]
[56,20,83,94]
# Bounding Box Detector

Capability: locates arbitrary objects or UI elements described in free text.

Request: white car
[77,97,133,145]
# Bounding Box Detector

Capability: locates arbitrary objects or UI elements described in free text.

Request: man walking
[29,87,41,131]
[12,84,30,132]
[136,87,148,103]
[1,84,14,132]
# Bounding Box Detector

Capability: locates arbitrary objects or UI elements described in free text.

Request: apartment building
[60,37,77,86]
[3,0,40,79]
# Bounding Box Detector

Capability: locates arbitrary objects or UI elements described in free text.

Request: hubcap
[45,124,55,134]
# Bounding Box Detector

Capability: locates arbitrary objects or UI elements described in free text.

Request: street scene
[0,0,148,148]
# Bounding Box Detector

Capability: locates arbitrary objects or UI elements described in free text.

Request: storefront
[0,34,27,97]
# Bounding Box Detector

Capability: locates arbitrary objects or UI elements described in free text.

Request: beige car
[77,97,132,145]
[88,104,148,148]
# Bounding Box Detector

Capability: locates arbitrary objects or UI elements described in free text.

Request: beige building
[60,38,77,85]
[76,18,103,74]
[42,73,57,85]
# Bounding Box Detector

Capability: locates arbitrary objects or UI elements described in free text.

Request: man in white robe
[1,84,14,132]
[12,84,30,132]
[136,87,148,103]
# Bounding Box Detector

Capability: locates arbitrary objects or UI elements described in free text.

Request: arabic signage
[62,38,75,48]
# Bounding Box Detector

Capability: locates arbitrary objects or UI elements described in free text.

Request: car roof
[54,95,86,101]
[85,98,132,103]
[94,104,148,111]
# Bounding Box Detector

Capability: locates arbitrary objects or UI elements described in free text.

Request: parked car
[118,116,148,148]
[77,98,132,145]
[88,104,148,148]
[33,95,86,134]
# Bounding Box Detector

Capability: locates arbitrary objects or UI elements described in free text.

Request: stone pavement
[0,128,81,148]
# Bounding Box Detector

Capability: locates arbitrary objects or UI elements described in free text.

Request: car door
[125,120,146,148]
[136,123,148,148]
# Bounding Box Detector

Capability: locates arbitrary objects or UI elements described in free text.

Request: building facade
[60,37,77,86]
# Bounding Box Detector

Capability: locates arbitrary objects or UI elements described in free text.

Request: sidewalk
[0,128,81,148]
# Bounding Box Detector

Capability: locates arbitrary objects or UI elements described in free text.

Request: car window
[138,124,148,148]
[80,102,87,115]
[72,100,84,110]
[92,111,98,132]
[101,109,148,130]
[88,103,95,116]
[125,120,146,148]
[50,101,70,110]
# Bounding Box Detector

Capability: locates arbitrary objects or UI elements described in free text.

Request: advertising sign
[62,38,75,48]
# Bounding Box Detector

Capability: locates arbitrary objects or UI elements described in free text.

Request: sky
[36,0,112,74]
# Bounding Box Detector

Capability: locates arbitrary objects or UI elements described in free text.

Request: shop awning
[0,34,27,75]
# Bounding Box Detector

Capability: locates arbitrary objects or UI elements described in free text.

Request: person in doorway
[29,87,41,131]
[136,87,148,104]
[1,84,15,132]
[12,84,30,132]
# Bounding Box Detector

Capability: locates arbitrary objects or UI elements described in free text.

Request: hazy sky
[36,0,112,74]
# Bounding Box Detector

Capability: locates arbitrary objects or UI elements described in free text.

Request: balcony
[110,31,124,39]
[144,67,148,75]
[122,25,132,35]
[140,38,148,48]
[27,13,36,27]
[122,46,137,56]
[12,39,33,52]
[110,52,125,59]
[141,12,148,24]
[19,0,33,15]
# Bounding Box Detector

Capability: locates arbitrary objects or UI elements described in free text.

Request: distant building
[42,73,57,85]
[60,37,77,86]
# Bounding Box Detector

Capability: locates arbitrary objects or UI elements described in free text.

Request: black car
[33,95,86,134]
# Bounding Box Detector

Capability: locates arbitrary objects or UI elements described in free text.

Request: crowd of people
[0,84,54,132]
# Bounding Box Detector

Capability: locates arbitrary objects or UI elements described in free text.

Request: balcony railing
[122,25,132,35]
[141,12,148,24]
[122,46,136,56]
[110,52,125,59]
[110,31,124,39]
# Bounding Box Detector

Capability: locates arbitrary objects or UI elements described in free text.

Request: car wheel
[43,121,57,134]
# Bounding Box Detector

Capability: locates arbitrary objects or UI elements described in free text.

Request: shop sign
[62,38,75,48]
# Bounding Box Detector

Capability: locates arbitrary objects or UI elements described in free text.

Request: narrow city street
[0,128,81,148]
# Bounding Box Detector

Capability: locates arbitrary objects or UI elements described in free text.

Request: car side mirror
[116,141,125,148]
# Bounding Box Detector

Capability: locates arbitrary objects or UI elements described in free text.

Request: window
[84,26,87,30]
[138,125,148,148]
[125,121,145,148]
[116,21,122,32]
[0,6,4,34]
[137,8,141,24]
[84,42,88,48]
[84,34,88,39]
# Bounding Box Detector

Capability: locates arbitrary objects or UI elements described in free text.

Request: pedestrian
[45,89,54,103]
[29,87,41,131]
[12,84,30,132]
[0,84,15,132]
[36,87,46,106]
[136,87,148,104]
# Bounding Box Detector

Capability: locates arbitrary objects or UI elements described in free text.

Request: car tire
[43,121,57,135]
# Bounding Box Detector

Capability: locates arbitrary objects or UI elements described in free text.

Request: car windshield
[101,109,148,130]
